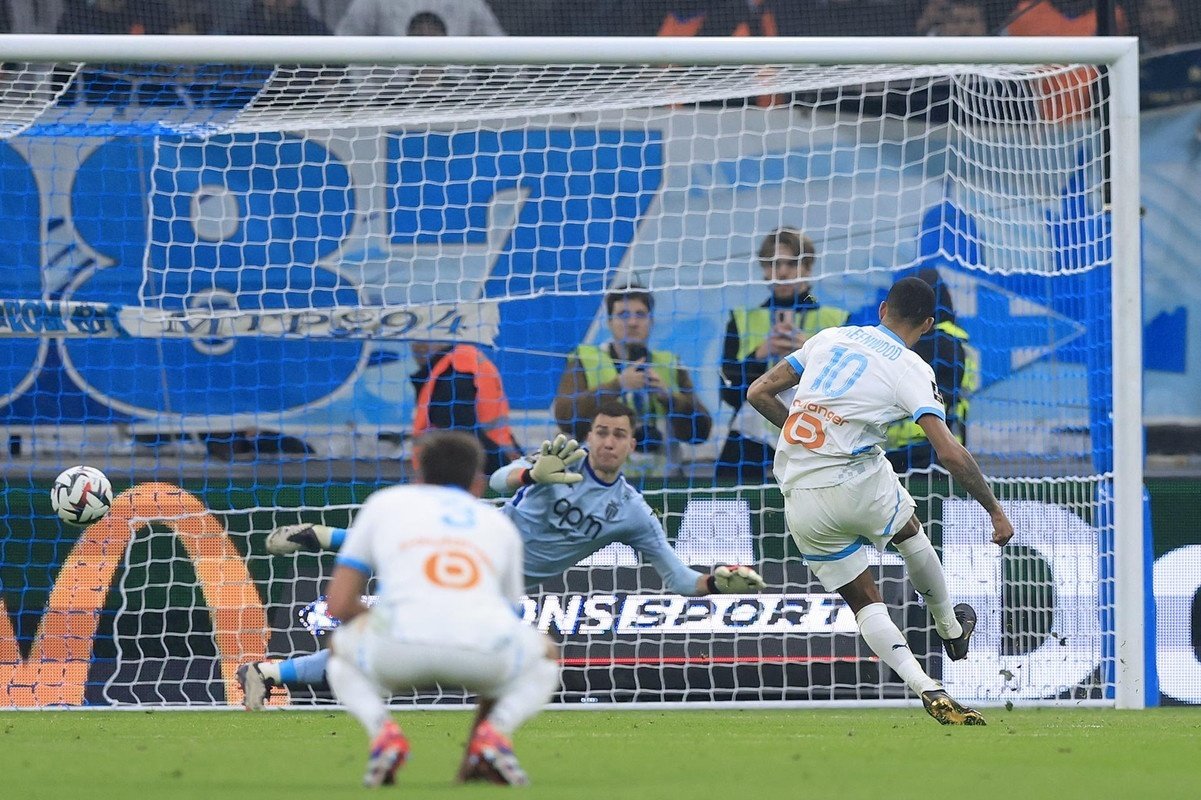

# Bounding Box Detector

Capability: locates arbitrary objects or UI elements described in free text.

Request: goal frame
[0,33,1145,709]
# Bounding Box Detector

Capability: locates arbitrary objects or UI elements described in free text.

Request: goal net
[0,36,1142,709]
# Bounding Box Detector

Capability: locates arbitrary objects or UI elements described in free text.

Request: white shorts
[333,610,549,697]
[783,459,916,592]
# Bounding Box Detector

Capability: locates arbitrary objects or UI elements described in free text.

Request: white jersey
[774,325,945,490]
[336,484,524,640]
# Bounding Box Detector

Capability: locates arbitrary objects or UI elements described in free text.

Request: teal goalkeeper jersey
[491,456,704,595]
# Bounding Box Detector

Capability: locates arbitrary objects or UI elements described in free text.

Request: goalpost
[0,35,1143,710]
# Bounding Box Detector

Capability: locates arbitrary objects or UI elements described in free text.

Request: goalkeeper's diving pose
[238,399,766,711]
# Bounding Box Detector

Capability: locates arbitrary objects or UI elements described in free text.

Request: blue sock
[278,649,332,686]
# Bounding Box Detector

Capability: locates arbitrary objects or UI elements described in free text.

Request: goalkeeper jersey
[492,456,703,595]
[336,484,524,632]
[774,324,945,491]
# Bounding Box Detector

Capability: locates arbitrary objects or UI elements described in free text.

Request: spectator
[716,228,849,485]
[553,283,711,478]
[228,0,330,35]
[1004,0,1127,36]
[407,10,446,36]
[1136,0,1185,53]
[56,0,162,34]
[8,1,66,33]
[885,268,979,472]
[1004,0,1128,121]
[335,0,505,36]
[410,339,521,476]
[916,0,989,36]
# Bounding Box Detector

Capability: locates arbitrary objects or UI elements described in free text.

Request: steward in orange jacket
[411,342,521,475]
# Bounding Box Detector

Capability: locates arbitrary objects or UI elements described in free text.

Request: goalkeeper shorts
[782,458,916,592]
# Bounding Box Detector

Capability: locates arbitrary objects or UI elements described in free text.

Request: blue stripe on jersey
[850,444,876,456]
[912,405,946,422]
[875,325,906,345]
[802,537,868,562]
[785,353,804,373]
[335,554,372,575]
[510,484,530,507]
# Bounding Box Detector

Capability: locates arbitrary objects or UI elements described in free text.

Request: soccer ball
[50,465,113,526]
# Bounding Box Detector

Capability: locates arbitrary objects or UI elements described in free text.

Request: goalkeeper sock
[855,603,940,695]
[488,654,559,736]
[276,649,332,686]
[894,532,962,640]
[327,653,391,738]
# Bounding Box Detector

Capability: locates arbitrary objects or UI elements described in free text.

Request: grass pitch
[2,708,1198,799]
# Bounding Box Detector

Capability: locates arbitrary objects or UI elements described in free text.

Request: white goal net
[0,36,1142,709]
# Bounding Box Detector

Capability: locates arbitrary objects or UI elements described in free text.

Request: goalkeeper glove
[266,523,334,555]
[524,434,586,485]
[707,565,766,594]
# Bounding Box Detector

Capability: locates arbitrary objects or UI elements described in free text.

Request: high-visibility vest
[574,344,679,422]
[885,321,979,450]
[412,345,518,451]
[731,304,851,362]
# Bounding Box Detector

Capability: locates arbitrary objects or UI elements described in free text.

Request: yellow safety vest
[574,344,679,421]
[885,321,979,449]
[731,305,851,361]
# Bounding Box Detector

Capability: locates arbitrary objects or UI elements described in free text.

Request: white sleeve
[335,495,378,575]
[895,361,946,423]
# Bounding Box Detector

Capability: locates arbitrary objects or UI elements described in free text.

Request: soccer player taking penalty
[747,276,1014,726]
[240,401,765,710]
[322,431,558,787]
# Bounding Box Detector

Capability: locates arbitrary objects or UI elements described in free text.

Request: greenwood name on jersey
[774,325,945,490]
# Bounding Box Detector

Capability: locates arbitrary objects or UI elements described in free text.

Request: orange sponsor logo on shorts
[423,549,481,589]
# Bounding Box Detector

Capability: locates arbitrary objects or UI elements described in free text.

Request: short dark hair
[757,227,816,269]
[605,283,653,316]
[885,277,936,326]
[407,12,447,35]
[591,400,638,431]
[416,430,484,490]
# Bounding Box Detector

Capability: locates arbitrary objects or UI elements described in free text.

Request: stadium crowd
[0,1,1192,48]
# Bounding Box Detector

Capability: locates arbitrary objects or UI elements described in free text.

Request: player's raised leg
[838,570,984,725]
[459,627,560,786]
[890,515,976,660]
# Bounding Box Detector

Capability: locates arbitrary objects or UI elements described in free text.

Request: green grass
[1,708,1198,799]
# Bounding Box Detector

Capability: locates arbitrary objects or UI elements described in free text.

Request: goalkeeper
[238,400,765,709]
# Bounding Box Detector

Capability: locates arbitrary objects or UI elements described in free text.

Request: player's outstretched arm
[492,434,586,495]
[747,359,802,429]
[918,414,1014,546]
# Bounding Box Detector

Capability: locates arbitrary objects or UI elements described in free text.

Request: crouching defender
[239,400,766,711]
[324,430,557,786]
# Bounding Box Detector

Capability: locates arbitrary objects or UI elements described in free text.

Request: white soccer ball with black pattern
[50,465,113,526]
